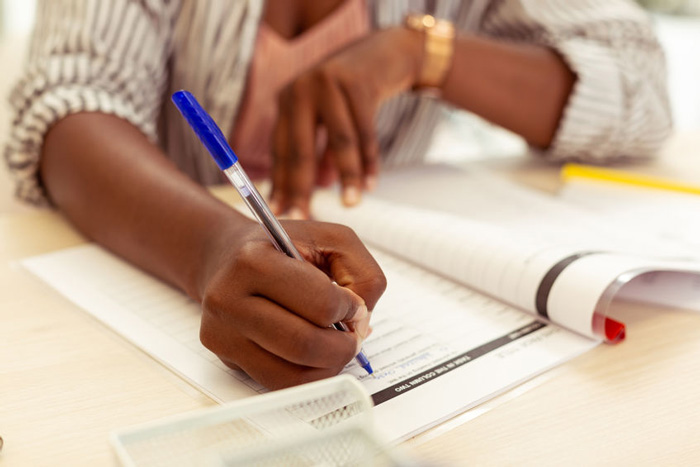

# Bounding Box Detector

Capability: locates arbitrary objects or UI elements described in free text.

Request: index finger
[316,74,365,207]
[276,80,318,219]
[230,240,366,327]
[294,221,388,312]
[270,104,291,215]
[344,85,380,190]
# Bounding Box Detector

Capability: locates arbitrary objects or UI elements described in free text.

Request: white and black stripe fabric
[4,0,672,206]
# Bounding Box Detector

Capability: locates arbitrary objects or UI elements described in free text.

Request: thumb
[336,285,371,341]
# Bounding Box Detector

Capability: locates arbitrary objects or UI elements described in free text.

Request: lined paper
[22,243,596,441]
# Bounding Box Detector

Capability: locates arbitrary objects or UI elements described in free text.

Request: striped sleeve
[481,0,672,162]
[4,0,180,205]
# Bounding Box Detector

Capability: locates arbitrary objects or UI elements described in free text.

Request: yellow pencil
[561,163,700,196]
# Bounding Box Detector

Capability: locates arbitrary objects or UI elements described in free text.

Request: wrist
[404,14,456,94]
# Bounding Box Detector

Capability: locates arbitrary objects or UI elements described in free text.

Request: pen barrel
[223,164,304,261]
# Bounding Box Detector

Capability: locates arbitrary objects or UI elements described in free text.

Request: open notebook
[21,165,700,442]
[317,164,700,342]
[558,172,700,313]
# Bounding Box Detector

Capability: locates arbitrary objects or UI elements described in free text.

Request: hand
[197,218,387,389]
[271,27,423,218]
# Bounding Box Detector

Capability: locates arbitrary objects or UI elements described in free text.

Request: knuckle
[369,270,388,296]
[200,292,245,355]
[318,290,343,326]
[201,287,228,319]
[232,242,265,275]
[332,223,358,242]
[321,222,359,249]
[328,131,357,153]
[339,167,362,184]
[199,313,223,355]
[288,146,313,168]
[289,327,316,362]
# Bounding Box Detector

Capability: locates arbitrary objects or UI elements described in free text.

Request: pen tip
[363,363,374,376]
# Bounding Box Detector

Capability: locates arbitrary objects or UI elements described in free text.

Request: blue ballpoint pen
[171,90,374,376]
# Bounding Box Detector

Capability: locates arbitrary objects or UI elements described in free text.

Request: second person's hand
[270,27,423,219]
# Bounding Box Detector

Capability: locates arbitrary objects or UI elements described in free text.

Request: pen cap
[171,90,238,170]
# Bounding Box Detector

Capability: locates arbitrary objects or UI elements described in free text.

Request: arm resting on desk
[270,2,671,215]
[40,113,385,389]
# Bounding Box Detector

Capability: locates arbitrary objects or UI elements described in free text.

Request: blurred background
[1,0,37,213]
[0,0,699,213]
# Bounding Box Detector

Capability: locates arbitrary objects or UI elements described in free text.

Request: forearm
[439,34,575,149]
[40,112,250,301]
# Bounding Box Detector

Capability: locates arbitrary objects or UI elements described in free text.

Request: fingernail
[343,186,361,206]
[365,175,377,192]
[353,304,370,340]
[353,303,368,321]
[288,207,305,220]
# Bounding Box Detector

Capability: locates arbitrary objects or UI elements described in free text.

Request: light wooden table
[2,133,700,466]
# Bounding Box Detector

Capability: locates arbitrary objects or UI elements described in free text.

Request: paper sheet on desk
[22,244,596,442]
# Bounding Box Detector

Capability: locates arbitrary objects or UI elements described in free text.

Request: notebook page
[558,179,700,312]
[312,193,602,338]
[560,178,700,256]
[364,164,693,258]
[22,244,596,441]
[312,167,700,339]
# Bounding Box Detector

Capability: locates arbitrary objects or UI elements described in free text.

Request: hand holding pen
[172,91,385,388]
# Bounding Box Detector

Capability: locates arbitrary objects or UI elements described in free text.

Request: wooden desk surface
[2,133,700,466]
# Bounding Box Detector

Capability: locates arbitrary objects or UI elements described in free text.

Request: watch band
[405,14,456,90]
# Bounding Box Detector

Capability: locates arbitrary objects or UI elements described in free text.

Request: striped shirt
[5,0,672,206]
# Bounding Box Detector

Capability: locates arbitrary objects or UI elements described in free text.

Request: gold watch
[405,14,456,91]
